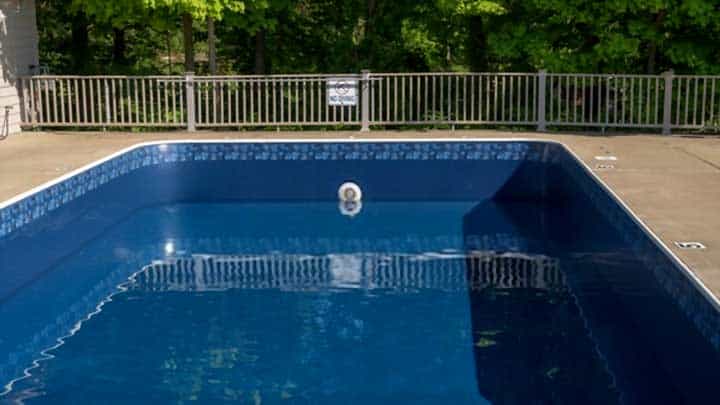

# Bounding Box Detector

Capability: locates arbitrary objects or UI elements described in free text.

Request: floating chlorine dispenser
[338,182,363,217]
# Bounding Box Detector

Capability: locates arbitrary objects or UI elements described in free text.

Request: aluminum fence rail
[545,73,666,129]
[17,71,720,134]
[18,76,188,128]
[191,75,362,128]
[368,72,539,126]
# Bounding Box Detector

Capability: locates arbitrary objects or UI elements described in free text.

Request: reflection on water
[6,250,574,404]
[133,252,562,293]
[2,200,720,404]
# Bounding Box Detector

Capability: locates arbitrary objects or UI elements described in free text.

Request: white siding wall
[0,0,39,135]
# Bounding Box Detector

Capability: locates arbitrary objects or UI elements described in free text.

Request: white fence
[17,71,720,134]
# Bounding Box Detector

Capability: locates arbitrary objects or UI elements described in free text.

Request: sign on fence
[327,78,358,106]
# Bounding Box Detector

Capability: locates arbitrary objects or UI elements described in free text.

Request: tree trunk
[166,30,172,75]
[182,13,194,72]
[207,17,217,74]
[366,0,376,30]
[468,16,488,71]
[364,0,377,65]
[254,30,267,74]
[112,28,127,65]
[647,43,657,74]
[70,11,90,72]
[646,11,666,74]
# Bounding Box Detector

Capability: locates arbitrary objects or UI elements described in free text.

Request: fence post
[15,77,26,126]
[27,77,35,125]
[537,70,547,132]
[104,79,111,125]
[185,72,196,131]
[360,69,371,132]
[662,70,673,135]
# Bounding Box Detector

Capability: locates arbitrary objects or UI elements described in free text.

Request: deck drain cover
[594,155,618,161]
[674,241,706,250]
[596,164,615,170]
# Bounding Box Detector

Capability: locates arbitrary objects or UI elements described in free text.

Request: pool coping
[2,137,719,315]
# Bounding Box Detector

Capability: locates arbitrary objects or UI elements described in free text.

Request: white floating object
[338,182,362,202]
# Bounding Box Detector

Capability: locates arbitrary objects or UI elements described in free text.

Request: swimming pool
[1,140,719,403]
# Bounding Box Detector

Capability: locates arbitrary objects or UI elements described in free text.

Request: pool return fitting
[338,182,363,217]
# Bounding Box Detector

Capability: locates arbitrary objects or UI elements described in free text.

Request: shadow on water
[463,199,619,404]
[462,174,720,403]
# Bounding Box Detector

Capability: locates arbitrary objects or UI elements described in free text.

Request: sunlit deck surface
[1,129,719,302]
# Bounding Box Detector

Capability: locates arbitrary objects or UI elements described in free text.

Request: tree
[152,1,246,72]
[72,0,246,73]
[207,16,217,73]
[69,9,90,71]
[223,0,295,74]
[400,0,506,70]
[41,0,720,76]
[484,0,720,74]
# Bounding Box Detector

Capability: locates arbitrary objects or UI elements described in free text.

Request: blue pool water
[1,141,719,404]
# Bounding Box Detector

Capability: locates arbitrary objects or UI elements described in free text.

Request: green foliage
[399,0,505,70]
[72,0,246,22]
[224,0,295,33]
[37,0,720,75]
[452,0,506,16]
[486,0,720,73]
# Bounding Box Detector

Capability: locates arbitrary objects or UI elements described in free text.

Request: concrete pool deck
[1,130,720,302]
